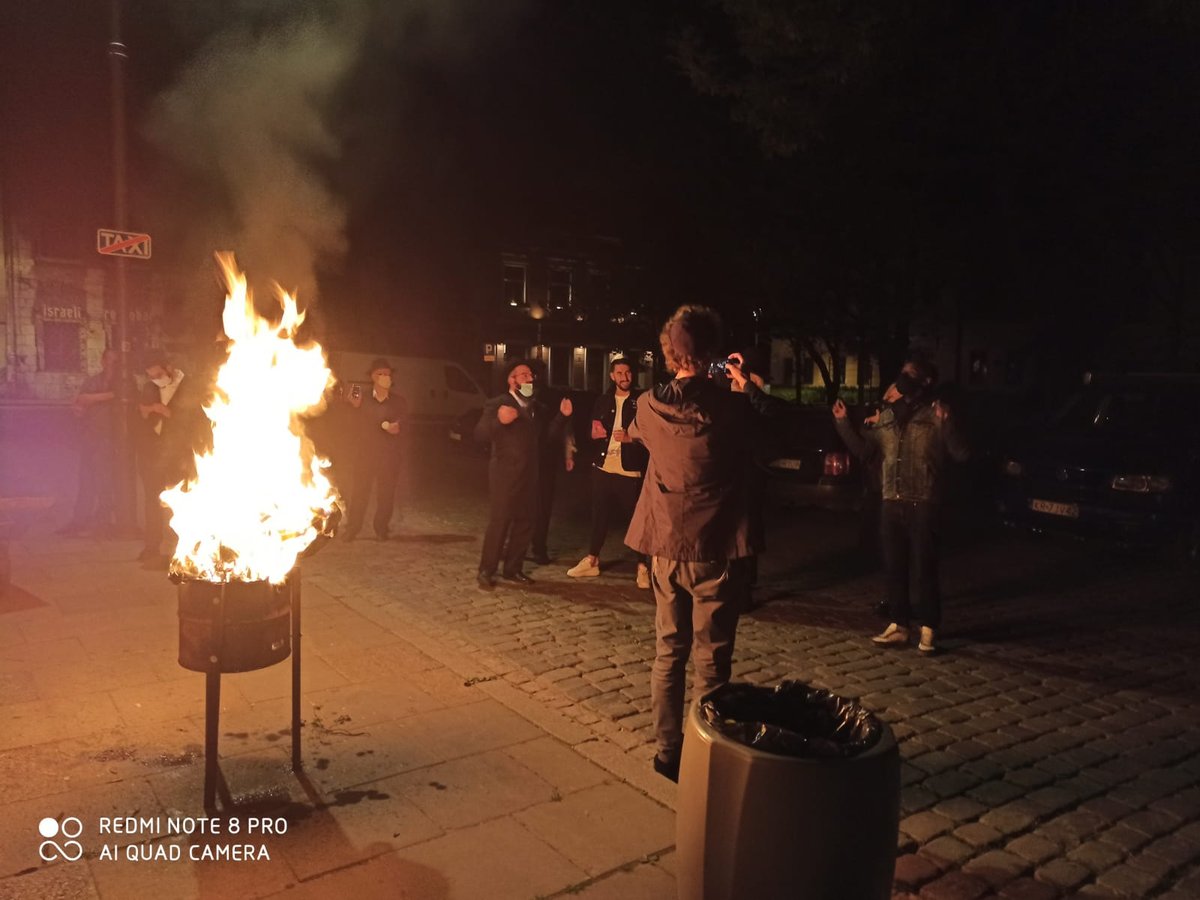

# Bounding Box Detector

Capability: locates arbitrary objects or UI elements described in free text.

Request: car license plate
[1029,498,1079,518]
[770,458,803,470]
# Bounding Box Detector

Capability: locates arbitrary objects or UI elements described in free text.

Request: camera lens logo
[38,817,84,862]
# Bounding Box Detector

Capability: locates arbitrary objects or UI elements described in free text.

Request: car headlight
[1110,474,1172,493]
[1002,459,1023,476]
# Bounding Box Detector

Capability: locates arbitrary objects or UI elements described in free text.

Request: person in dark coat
[474,359,571,590]
[624,306,760,782]
[344,357,407,541]
[58,348,124,535]
[527,358,570,564]
[136,355,207,565]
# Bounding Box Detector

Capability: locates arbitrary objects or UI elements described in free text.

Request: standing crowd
[58,303,968,785]
[469,304,970,782]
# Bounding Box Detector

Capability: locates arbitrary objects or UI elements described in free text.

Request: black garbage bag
[699,681,883,759]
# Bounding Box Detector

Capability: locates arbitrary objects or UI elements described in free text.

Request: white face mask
[517,382,534,398]
[150,375,170,388]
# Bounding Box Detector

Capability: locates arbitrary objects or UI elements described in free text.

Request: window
[549,347,569,386]
[548,266,572,311]
[42,322,83,372]
[782,357,795,386]
[503,264,527,308]
[443,365,479,395]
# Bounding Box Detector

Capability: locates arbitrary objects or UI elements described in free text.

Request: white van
[326,352,486,425]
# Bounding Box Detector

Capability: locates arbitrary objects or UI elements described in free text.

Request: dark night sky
[0,0,755,352]
[3,1,1199,369]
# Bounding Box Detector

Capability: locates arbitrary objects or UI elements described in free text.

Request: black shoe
[653,753,680,783]
[476,572,496,591]
[501,571,534,585]
[530,553,552,566]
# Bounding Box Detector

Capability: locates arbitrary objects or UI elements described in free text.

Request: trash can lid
[699,681,884,759]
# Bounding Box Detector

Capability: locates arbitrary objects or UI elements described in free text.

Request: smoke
[147,4,367,304]
[146,0,532,322]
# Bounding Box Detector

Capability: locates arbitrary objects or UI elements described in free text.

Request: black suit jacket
[474,392,567,515]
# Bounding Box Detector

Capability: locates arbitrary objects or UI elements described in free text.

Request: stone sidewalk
[0,536,677,900]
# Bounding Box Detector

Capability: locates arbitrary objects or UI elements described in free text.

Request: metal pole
[204,584,225,812]
[291,571,302,772]
[107,0,136,530]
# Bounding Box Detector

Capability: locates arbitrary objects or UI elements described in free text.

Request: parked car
[328,352,486,425]
[760,405,863,511]
[998,374,1200,559]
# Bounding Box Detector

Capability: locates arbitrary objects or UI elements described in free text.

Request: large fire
[163,253,341,584]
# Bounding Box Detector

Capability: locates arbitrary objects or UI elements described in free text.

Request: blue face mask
[517,382,534,398]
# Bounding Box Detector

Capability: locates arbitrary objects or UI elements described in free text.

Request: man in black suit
[474,359,572,590]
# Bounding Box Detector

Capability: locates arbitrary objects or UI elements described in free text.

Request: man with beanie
[625,305,760,781]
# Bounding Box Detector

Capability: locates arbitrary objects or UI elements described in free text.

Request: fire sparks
[163,253,340,584]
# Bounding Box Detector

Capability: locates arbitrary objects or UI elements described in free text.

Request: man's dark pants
[348,451,401,538]
[480,505,533,577]
[588,467,643,559]
[880,499,940,628]
[72,436,116,526]
[530,462,557,558]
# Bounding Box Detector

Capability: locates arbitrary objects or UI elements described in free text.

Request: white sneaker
[918,627,937,654]
[872,623,910,646]
[567,556,600,577]
[636,562,651,590]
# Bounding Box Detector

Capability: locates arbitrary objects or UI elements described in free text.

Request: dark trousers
[531,461,557,556]
[880,499,940,629]
[140,460,169,554]
[588,467,643,558]
[480,507,533,577]
[858,490,883,569]
[72,437,115,526]
[347,453,401,537]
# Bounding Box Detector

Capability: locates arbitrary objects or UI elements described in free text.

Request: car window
[444,365,479,395]
[1050,387,1189,433]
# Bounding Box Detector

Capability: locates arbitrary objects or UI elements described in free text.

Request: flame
[163,253,341,584]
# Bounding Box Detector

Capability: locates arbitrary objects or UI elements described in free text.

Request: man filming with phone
[625,305,759,782]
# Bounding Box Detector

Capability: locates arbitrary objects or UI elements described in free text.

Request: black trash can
[676,681,899,900]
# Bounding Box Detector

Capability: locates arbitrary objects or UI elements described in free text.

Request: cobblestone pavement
[306,447,1200,899]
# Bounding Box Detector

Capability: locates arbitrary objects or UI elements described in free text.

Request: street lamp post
[107,0,136,530]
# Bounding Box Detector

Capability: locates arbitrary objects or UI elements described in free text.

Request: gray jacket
[834,400,969,502]
[624,377,760,561]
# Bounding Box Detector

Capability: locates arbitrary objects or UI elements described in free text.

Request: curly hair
[659,304,723,374]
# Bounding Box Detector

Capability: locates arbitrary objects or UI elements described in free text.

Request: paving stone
[1094,863,1164,897]
[919,870,990,900]
[895,852,943,888]
[996,876,1060,900]
[962,849,1030,887]
[1034,859,1093,892]
[1067,840,1126,874]
[954,822,1004,850]
[922,837,974,869]
[902,811,956,843]
[1007,834,1062,865]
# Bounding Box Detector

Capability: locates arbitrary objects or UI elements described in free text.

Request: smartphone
[350,384,362,400]
[708,358,732,377]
